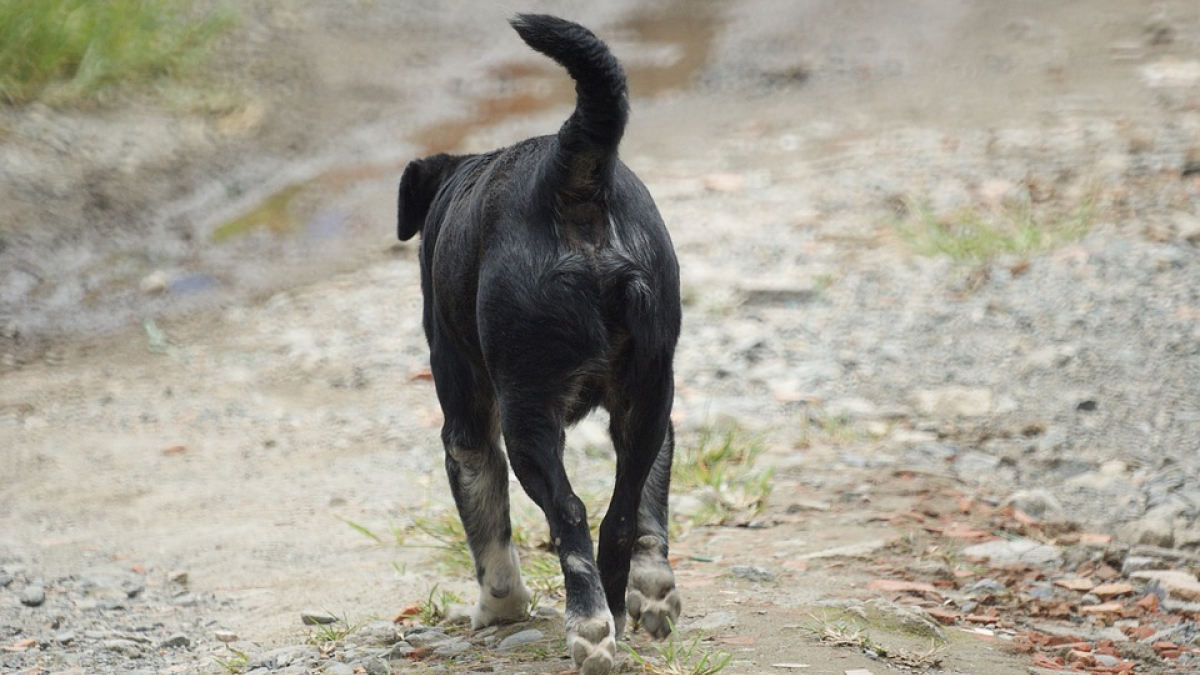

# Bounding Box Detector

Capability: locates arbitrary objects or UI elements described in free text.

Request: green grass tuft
[214,647,248,674]
[893,195,1094,264]
[417,585,462,626]
[624,622,733,675]
[673,424,774,526]
[306,611,359,648]
[0,0,234,105]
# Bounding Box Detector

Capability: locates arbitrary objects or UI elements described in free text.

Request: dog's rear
[398,15,681,675]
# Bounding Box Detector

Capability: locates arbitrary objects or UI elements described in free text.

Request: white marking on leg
[565,552,593,575]
[448,444,531,629]
[567,612,617,675]
[471,540,531,629]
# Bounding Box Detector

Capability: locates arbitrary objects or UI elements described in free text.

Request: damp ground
[3,1,1200,674]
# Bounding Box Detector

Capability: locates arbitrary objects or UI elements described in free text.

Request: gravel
[3,1,1200,673]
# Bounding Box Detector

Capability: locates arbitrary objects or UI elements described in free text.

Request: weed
[816,412,863,445]
[673,425,773,526]
[418,585,462,626]
[338,517,384,544]
[214,647,248,674]
[804,610,946,669]
[0,0,235,106]
[522,551,565,597]
[404,511,473,577]
[624,623,733,675]
[143,319,173,355]
[893,194,1093,264]
[307,612,358,648]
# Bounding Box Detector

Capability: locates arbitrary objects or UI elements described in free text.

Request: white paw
[568,615,617,675]
[627,536,682,639]
[470,582,532,629]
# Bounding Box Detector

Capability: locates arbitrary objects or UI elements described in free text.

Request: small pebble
[403,629,449,647]
[20,583,46,607]
[360,656,389,675]
[160,633,192,649]
[103,638,143,657]
[433,639,472,656]
[496,628,545,651]
[730,564,777,582]
[386,642,414,659]
[301,610,338,626]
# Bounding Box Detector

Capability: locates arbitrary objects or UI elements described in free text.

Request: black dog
[397,14,681,675]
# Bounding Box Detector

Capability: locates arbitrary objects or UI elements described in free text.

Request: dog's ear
[397,159,432,241]
[398,154,463,241]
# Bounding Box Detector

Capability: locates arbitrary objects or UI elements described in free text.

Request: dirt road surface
[3,1,1200,674]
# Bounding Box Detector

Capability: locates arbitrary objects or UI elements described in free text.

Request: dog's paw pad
[627,537,682,639]
[568,616,617,675]
[470,583,532,629]
[627,584,681,639]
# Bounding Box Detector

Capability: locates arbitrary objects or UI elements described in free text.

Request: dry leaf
[925,607,960,625]
[1135,594,1159,612]
[1092,582,1134,599]
[393,604,421,622]
[867,579,941,596]
[1053,578,1095,592]
[1078,601,1125,614]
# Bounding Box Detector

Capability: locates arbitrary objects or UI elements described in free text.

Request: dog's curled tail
[511,14,629,198]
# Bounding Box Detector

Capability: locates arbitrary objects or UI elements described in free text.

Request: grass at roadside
[892,194,1094,264]
[672,424,774,527]
[804,609,946,669]
[624,624,733,675]
[0,0,234,105]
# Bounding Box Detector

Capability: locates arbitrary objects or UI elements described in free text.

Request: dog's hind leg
[625,426,682,638]
[434,354,530,629]
[501,401,616,675]
[602,370,682,639]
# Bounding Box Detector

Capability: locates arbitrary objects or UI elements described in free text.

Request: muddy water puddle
[3,6,723,354]
[414,6,719,154]
[198,5,721,267]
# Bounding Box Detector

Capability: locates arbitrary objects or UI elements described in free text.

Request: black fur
[397,14,682,666]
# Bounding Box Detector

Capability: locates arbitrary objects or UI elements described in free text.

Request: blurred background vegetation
[0,0,234,106]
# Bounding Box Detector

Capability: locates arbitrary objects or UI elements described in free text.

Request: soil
[3,1,1200,674]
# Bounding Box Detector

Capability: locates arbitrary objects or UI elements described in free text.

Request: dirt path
[3,1,1200,674]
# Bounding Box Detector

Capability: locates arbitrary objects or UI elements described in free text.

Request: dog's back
[399,14,680,408]
[396,16,682,674]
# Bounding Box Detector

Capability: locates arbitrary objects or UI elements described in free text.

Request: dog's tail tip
[508,13,584,45]
[510,13,628,192]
